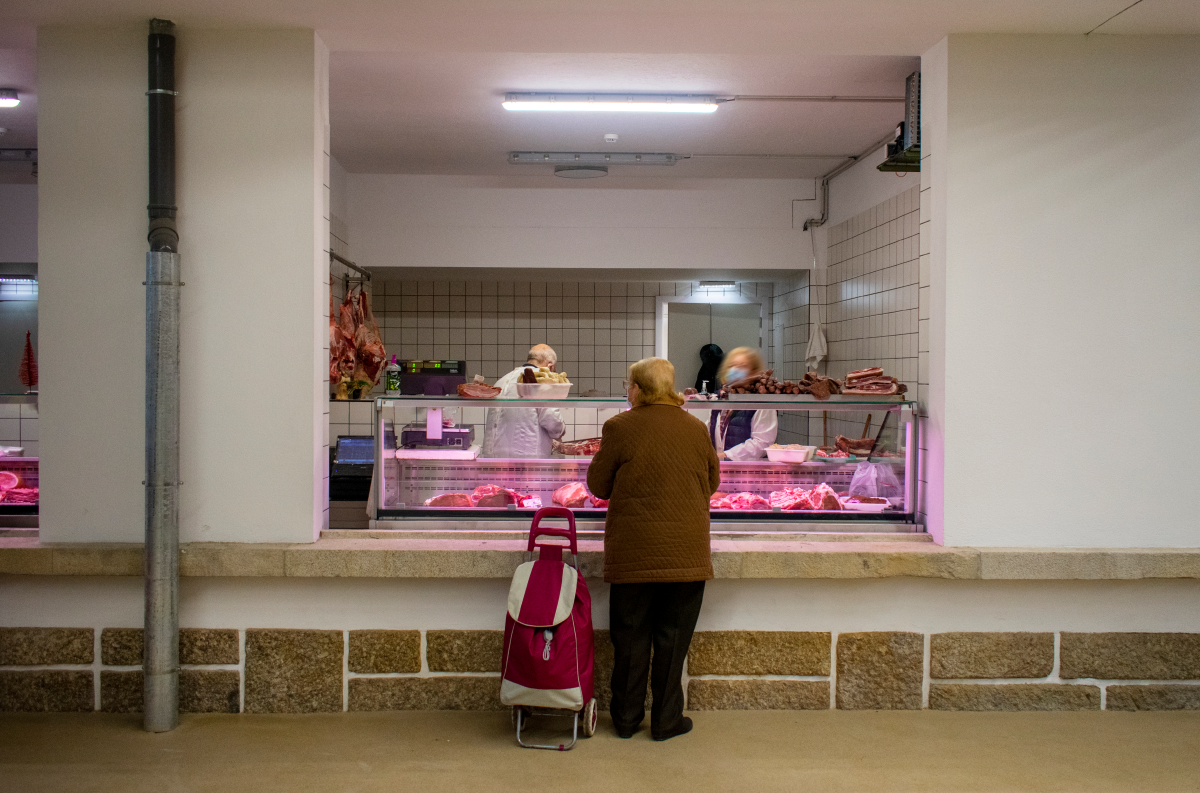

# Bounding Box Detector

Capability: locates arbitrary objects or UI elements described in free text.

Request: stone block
[1060,628,1200,681]
[592,629,650,712]
[930,632,1053,679]
[101,628,142,666]
[0,671,93,712]
[101,671,142,713]
[688,631,830,676]
[245,629,343,713]
[426,630,503,672]
[99,670,242,713]
[100,628,239,667]
[687,679,829,710]
[181,670,240,713]
[348,630,420,674]
[181,629,239,665]
[1106,685,1200,711]
[930,684,1100,711]
[349,676,503,711]
[1061,633,1200,680]
[836,632,923,710]
[0,628,93,665]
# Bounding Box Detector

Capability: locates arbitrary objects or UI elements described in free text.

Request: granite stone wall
[3,627,1197,713]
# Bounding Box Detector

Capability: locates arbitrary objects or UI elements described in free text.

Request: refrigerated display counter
[371,395,920,532]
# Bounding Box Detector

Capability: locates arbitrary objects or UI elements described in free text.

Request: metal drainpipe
[144,17,180,733]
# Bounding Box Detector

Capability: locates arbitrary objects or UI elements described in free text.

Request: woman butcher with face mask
[709,347,778,461]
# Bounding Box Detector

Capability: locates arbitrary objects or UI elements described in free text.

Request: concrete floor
[2,711,1199,793]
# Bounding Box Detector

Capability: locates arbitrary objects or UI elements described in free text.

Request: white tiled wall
[328,280,774,447]
[0,400,38,457]
[771,272,810,445]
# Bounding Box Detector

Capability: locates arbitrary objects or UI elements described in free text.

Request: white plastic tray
[765,446,816,463]
[516,382,572,399]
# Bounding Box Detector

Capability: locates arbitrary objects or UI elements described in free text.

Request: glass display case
[373,395,919,529]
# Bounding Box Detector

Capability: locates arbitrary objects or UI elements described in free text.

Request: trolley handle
[528,506,577,555]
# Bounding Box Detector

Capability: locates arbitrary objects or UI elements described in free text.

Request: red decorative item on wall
[18,331,37,392]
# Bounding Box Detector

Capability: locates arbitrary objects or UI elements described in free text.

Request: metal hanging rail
[329,251,371,294]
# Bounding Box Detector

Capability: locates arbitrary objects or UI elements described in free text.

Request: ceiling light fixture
[510,152,682,166]
[0,90,19,108]
[503,93,718,113]
[554,166,607,179]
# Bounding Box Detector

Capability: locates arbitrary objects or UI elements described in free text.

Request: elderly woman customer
[587,357,721,741]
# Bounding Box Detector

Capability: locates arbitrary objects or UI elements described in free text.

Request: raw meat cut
[424,493,472,507]
[329,287,355,383]
[835,435,876,456]
[457,382,501,398]
[845,495,887,504]
[845,367,884,383]
[0,471,20,491]
[552,437,602,456]
[816,448,850,458]
[1,487,37,504]
[768,487,810,510]
[709,492,732,509]
[469,484,537,508]
[728,492,771,510]
[589,497,609,508]
[552,482,590,508]
[806,483,842,511]
[471,485,518,507]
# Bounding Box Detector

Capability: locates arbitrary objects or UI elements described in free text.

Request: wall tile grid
[777,185,921,449]
[0,400,37,458]
[771,272,810,445]
[330,281,774,446]
[6,628,1198,713]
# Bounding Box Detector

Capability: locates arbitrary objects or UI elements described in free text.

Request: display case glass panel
[374,396,917,527]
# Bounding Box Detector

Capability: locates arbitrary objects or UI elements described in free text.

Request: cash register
[330,435,375,501]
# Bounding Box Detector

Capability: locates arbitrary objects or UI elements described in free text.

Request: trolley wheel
[581,698,597,738]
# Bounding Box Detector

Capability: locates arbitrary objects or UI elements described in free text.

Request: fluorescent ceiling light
[503,93,717,113]
[0,90,19,108]
[510,152,681,166]
[700,280,736,287]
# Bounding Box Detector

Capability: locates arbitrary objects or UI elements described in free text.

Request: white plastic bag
[848,462,902,499]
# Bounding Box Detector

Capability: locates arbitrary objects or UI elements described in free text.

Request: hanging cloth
[805,307,827,372]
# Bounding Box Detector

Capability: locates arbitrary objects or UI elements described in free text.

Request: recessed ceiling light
[503,93,718,113]
[0,90,19,108]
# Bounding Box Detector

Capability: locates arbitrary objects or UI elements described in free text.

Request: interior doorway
[655,296,763,392]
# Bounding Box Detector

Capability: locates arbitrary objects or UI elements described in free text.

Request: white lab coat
[481,366,565,458]
[689,408,778,461]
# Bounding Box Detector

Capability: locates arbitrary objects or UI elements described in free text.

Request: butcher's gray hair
[527,344,557,366]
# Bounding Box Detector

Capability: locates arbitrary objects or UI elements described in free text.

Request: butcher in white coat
[481,344,565,458]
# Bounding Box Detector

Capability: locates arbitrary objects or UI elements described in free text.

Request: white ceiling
[2,0,1199,182]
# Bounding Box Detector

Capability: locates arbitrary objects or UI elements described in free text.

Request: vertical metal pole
[144,251,180,732]
[144,17,179,733]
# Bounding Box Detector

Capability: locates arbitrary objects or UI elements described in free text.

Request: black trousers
[608,581,706,735]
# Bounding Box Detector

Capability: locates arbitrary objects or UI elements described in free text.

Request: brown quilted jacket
[587,404,721,583]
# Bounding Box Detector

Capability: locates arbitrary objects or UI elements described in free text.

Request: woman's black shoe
[651,716,693,741]
[614,722,639,739]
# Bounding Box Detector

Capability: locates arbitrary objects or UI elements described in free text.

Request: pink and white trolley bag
[501,506,597,750]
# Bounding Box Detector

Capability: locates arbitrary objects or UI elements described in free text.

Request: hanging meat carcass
[352,289,386,386]
[329,282,355,383]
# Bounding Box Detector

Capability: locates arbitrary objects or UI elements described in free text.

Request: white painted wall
[38,27,327,543]
[827,144,918,229]
[39,27,148,542]
[0,185,37,262]
[939,35,1200,547]
[5,576,1200,634]
[347,175,814,272]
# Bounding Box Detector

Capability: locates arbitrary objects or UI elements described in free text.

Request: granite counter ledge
[3,538,1200,580]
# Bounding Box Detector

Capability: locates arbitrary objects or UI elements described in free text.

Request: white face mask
[726,366,749,384]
